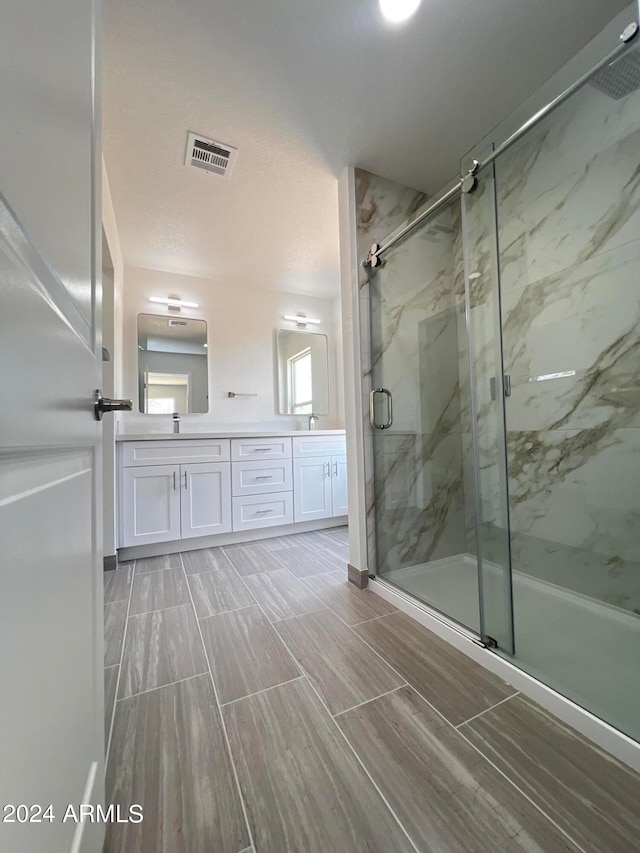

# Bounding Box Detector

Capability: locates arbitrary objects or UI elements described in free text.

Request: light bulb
[379,0,422,24]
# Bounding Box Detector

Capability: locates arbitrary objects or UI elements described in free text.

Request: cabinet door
[181,462,232,539]
[121,465,181,547]
[293,456,332,523]
[331,455,348,516]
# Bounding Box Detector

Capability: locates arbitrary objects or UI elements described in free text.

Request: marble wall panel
[355,168,472,574]
[494,78,640,613]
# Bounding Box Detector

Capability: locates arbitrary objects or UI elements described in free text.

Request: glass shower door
[368,194,484,634]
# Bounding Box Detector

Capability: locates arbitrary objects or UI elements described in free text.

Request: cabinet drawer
[292,436,346,458]
[232,460,292,497]
[232,492,293,531]
[121,440,231,467]
[231,437,291,461]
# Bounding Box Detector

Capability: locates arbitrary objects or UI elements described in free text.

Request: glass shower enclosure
[366,18,640,744]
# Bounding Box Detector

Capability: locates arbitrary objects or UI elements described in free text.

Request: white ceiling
[103,0,629,297]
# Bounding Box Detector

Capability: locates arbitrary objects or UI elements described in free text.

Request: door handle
[333,462,338,476]
[325,463,330,477]
[94,389,132,421]
[184,471,188,490]
[369,388,393,429]
[173,471,176,491]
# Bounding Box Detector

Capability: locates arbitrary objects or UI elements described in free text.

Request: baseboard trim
[348,563,368,589]
[118,516,348,561]
[103,554,117,572]
[369,576,640,774]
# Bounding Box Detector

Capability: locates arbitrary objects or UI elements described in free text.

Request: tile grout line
[223,546,422,853]
[333,684,409,717]
[196,602,257,621]
[116,671,211,703]
[349,623,589,853]
[133,563,183,576]
[455,691,520,729]
[179,551,256,853]
[220,676,307,708]
[127,600,193,618]
[350,610,399,627]
[265,538,344,579]
[105,560,136,769]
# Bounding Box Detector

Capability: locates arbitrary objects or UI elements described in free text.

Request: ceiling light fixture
[149,296,199,311]
[379,0,422,24]
[284,314,321,328]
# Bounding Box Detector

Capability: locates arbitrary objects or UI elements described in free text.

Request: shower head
[589,47,640,100]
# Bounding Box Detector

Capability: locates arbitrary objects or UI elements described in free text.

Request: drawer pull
[256,508,274,514]
[255,475,273,480]
[254,448,273,452]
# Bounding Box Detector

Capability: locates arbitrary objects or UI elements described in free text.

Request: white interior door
[0,1,104,851]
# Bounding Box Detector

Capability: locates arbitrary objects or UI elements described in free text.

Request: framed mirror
[137,314,208,414]
[277,329,329,415]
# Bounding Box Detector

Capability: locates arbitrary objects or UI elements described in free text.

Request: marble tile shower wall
[494,82,640,613]
[355,168,428,569]
[355,168,473,571]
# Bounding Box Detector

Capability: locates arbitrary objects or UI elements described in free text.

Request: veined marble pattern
[497,86,640,295]
[354,168,433,572]
[494,77,640,615]
[358,169,475,577]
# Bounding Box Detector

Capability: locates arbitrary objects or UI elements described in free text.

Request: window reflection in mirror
[137,314,208,414]
[277,329,329,415]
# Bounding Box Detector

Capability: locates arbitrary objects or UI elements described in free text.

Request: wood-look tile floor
[103,527,640,853]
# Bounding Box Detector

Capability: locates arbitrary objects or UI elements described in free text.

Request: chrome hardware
[256,509,273,514]
[173,471,176,490]
[461,161,479,194]
[227,392,258,398]
[333,462,338,476]
[490,375,512,400]
[184,471,188,489]
[254,447,272,452]
[621,21,639,43]
[172,412,181,434]
[255,475,273,480]
[94,390,132,421]
[325,463,330,477]
[369,388,393,430]
[363,242,382,269]
[308,413,319,430]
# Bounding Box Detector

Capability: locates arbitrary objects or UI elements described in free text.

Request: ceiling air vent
[185,132,237,178]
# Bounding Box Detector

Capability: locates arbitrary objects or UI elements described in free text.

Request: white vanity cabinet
[121,464,182,547]
[118,432,346,554]
[119,440,233,547]
[230,437,293,530]
[181,462,232,539]
[292,437,348,523]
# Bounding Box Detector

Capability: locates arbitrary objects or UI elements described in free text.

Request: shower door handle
[369,388,393,430]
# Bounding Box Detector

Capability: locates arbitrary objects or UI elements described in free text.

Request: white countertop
[115,429,346,442]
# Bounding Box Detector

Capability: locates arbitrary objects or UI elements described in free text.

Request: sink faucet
[172,412,181,434]
[308,413,319,431]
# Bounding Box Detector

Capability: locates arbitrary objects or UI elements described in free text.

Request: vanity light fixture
[149,296,199,311]
[283,314,321,328]
[379,0,422,24]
